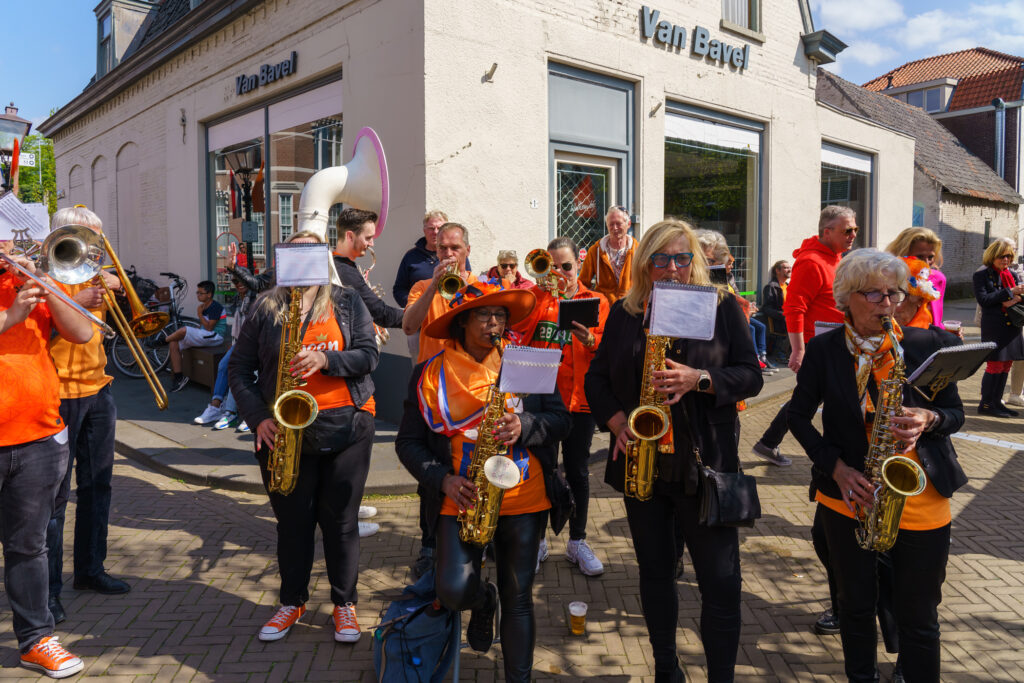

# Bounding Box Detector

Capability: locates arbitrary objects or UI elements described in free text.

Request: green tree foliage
[17,135,57,217]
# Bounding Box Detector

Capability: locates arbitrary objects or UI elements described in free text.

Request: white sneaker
[358,505,378,519]
[566,538,604,576]
[194,403,224,425]
[535,537,549,574]
[237,420,250,433]
[213,412,238,430]
[1008,395,1024,407]
[358,522,379,537]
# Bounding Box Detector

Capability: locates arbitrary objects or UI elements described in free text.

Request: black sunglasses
[556,262,574,272]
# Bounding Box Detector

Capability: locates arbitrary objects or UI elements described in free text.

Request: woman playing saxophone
[228,231,379,645]
[788,249,965,682]
[395,280,570,682]
[584,220,763,682]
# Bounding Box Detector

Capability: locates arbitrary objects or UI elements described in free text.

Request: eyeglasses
[470,308,508,322]
[649,252,693,268]
[498,263,517,269]
[858,289,907,304]
[842,227,859,235]
[556,262,574,272]
[998,253,1015,260]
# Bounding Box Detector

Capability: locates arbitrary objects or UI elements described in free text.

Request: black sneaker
[48,595,66,625]
[171,375,190,393]
[466,581,498,653]
[813,607,840,635]
[411,547,434,580]
[752,442,792,467]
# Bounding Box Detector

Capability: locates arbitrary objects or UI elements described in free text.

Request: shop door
[555,153,618,251]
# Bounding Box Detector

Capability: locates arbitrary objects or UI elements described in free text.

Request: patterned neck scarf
[843,316,903,418]
[600,234,633,280]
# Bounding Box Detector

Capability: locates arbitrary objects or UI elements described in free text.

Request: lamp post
[0,103,32,193]
[221,140,262,271]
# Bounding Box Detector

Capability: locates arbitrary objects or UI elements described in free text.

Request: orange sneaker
[20,636,84,679]
[258,605,306,642]
[333,602,361,643]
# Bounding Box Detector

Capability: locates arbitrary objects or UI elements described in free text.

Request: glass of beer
[943,320,961,333]
[568,601,588,635]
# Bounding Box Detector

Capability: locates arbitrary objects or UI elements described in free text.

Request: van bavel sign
[236,51,298,96]
[639,6,750,71]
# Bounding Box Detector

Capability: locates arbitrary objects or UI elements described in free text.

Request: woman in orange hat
[395,280,571,682]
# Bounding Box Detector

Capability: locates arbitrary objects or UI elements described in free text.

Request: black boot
[995,371,1019,416]
[979,373,1014,417]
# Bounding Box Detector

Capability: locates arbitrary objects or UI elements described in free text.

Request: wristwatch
[696,370,712,392]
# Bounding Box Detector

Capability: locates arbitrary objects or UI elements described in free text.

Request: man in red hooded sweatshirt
[752,204,858,638]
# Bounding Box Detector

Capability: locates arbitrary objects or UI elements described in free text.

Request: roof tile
[948,67,1024,110]
[863,48,1022,91]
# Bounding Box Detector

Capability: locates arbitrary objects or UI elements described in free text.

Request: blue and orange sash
[417,341,503,436]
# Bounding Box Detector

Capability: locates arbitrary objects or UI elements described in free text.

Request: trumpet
[525,248,557,290]
[438,263,465,300]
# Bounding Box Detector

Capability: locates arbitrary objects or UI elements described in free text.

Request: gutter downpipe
[994,98,1006,179]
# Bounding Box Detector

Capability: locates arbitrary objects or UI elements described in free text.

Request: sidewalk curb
[115,432,267,495]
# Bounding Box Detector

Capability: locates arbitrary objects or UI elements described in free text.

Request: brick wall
[940,108,1020,192]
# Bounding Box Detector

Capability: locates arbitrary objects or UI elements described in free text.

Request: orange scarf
[843,317,903,417]
[417,341,503,436]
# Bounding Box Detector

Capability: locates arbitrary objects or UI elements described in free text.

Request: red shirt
[784,236,844,342]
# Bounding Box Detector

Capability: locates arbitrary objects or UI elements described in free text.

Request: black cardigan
[787,325,966,501]
[761,280,786,323]
[395,359,572,535]
[584,295,764,496]
[333,255,405,329]
[228,286,379,432]
[973,266,1020,350]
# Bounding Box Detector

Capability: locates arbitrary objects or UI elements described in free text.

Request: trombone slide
[0,253,115,337]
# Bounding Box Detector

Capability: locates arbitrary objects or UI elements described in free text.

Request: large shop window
[206,82,342,289]
[664,108,762,295]
[821,143,872,248]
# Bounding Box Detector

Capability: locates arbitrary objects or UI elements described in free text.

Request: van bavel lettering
[640,6,686,50]
[237,52,298,95]
[692,26,749,70]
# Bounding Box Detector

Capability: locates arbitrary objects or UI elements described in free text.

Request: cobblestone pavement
[2,370,1022,681]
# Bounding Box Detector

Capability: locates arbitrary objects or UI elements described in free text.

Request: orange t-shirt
[0,272,64,446]
[300,314,375,415]
[408,273,479,364]
[48,283,112,399]
[440,430,550,517]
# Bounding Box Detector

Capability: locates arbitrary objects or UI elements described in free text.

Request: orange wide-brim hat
[424,279,536,339]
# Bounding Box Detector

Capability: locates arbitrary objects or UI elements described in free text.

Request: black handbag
[695,449,761,527]
[1007,302,1024,328]
[301,405,357,455]
[544,467,576,536]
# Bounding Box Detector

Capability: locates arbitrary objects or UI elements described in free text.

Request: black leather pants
[435,511,547,683]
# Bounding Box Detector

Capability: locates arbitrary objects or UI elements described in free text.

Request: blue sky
[3,1,1023,132]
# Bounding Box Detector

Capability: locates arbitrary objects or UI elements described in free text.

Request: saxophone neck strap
[298,301,317,340]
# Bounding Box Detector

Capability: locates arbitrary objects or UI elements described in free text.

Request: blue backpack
[373,569,458,683]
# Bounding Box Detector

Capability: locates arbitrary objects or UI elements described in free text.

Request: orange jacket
[513,284,609,413]
[783,236,843,342]
[578,239,634,305]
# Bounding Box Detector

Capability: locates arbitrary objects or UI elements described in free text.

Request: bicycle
[109,271,200,378]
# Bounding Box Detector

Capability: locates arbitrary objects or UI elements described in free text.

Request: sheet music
[0,192,49,240]
[499,345,560,394]
[906,342,996,384]
[649,281,717,340]
[275,243,330,287]
[814,321,844,337]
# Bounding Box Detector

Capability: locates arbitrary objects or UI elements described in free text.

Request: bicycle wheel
[110,317,199,378]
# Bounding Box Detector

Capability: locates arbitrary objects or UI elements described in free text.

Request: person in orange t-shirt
[514,236,609,577]
[228,232,379,645]
[789,249,966,682]
[395,280,570,682]
[0,244,94,678]
[44,206,132,628]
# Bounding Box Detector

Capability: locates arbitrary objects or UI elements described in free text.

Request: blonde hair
[885,227,944,268]
[257,230,336,324]
[622,219,713,315]
[423,210,449,225]
[983,237,1015,268]
[52,205,102,232]
[833,249,908,312]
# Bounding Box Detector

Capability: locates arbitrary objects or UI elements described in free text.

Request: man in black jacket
[332,208,404,333]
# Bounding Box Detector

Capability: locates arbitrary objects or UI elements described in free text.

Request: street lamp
[0,103,32,193]
[221,140,262,270]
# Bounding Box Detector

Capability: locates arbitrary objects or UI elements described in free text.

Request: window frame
[721,0,765,42]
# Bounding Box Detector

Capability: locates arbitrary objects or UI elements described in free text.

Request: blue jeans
[213,346,234,402]
[1,432,69,651]
[47,385,117,597]
[749,318,767,356]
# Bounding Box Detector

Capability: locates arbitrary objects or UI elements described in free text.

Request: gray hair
[694,228,730,264]
[52,205,102,232]
[605,206,630,223]
[833,248,908,312]
[818,205,856,235]
[437,222,470,247]
[497,249,517,262]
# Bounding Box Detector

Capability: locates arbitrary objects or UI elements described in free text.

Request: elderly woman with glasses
[487,249,533,290]
[789,248,965,682]
[973,237,1024,417]
[585,219,763,682]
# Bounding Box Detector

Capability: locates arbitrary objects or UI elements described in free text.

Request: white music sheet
[0,192,49,240]
[274,243,330,287]
[499,345,561,394]
[649,282,718,340]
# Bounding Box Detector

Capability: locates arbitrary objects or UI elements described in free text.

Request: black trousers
[818,505,950,682]
[256,409,374,607]
[624,490,741,682]
[435,511,547,683]
[560,412,595,540]
[759,400,790,449]
[812,504,839,619]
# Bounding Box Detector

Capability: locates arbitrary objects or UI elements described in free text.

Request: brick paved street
[2,370,1023,681]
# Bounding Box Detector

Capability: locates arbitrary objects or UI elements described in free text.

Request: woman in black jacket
[229,231,379,645]
[395,280,570,683]
[584,219,763,683]
[789,249,965,682]
[973,236,1024,417]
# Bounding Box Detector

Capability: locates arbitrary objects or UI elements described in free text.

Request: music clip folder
[556,297,600,330]
[906,342,996,402]
[649,281,718,340]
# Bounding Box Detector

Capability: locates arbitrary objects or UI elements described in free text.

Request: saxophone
[624,333,673,501]
[266,287,320,495]
[855,317,927,552]
[458,336,520,546]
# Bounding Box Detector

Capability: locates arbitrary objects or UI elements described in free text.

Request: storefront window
[208,134,266,279]
[664,110,762,294]
[555,159,612,251]
[821,143,872,248]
